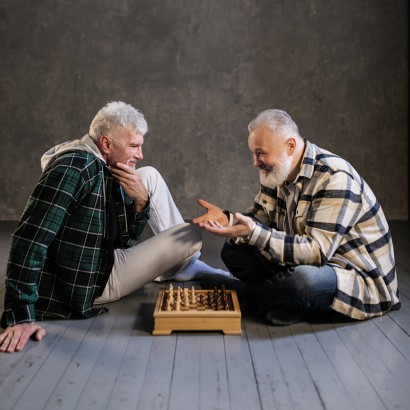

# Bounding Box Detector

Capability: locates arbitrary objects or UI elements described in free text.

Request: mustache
[258,164,273,172]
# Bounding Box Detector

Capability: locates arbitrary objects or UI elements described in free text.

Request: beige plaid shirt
[231,140,400,320]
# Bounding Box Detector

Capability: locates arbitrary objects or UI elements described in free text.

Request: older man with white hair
[0,101,228,353]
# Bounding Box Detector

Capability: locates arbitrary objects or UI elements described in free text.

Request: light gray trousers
[94,166,201,304]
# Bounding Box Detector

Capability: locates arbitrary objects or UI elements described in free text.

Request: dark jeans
[221,242,337,322]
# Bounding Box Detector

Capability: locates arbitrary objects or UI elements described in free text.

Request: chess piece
[213,287,219,306]
[184,288,189,306]
[176,290,181,311]
[169,283,174,304]
[223,292,229,310]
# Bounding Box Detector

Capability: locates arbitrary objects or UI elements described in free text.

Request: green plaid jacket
[2,151,149,327]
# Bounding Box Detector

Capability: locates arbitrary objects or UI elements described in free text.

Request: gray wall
[0,0,408,221]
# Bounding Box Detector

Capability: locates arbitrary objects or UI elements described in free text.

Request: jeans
[221,242,337,320]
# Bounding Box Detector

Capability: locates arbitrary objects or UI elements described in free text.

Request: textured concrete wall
[0,0,407,221]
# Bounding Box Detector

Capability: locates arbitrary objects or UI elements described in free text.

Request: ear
[286,137,296,154]
[99,135,111,155]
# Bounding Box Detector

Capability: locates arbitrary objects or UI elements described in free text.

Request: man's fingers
[0,332,11,352]
[4,328,23,352]
[197,198,218,211]
[197,198,212,209]
[33,326,46,342]
[0,331,7,346]
[113,162,134,173]
[0,323,46,353]
[202,224,228,236]
[193,217,208,225]
[13,331,30,352]
[207,220,222,228]
[110,164,140,185]
[234,212,249,224]
[110,167,135,181]
[193,199,209,224]
[15,325,45,351]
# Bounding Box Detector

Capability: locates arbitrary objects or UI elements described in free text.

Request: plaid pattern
[2,151,149,327]
[241,141,400,320]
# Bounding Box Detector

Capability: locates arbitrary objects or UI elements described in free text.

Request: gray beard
[259,155,292,188]
[260,171,286,188]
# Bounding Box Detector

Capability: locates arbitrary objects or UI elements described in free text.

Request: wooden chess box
[152,288,242,335]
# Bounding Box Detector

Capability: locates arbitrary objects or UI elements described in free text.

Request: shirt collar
[291,139,316,191]
[277,139,314,193]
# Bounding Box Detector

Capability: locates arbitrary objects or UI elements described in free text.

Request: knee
[138,165,159,176]
[272,265,337,311]
[281,265,336,297]
[137,166,162,190]
[171,223,202,254]
[186,223,202,247]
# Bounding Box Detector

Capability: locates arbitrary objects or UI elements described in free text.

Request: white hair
[248,109,300,141]
[89,101,148,142]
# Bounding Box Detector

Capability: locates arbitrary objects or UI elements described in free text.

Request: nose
[253,153,261,168]
[135,147,143,160]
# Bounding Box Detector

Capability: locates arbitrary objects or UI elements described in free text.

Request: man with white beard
[193,109,400,325]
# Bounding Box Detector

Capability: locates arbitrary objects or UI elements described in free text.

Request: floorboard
[0,220,409,410]
[334,322,410,409]
[268,325,324,409]
[245,319,293,410]
[311,321,387,410]
[224,325,263,410]
[43,304,124,410]
[289,322,355,410]
[197,334,230,410]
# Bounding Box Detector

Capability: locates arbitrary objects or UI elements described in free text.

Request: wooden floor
[0,220,409,410]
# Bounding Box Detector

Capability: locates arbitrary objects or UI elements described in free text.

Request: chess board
[152,285,242,335]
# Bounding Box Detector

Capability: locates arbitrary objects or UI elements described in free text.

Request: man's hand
[199,212,256,239]
[110,163,148,212]
[193,199,229,227]
[0,322,46,353]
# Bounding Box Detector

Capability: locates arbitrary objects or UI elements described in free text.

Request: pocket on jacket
[294,200,311,234]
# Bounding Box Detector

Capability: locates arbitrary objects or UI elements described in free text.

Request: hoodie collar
[41,134,105,172]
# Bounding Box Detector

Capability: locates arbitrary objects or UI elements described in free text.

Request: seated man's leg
[221,241,281,282]
[138,166,230,281]
[205,242,337,324]
[247,264,337,324]
[95,223,201,304]
[202,241,282,311]
[138,166,185,233]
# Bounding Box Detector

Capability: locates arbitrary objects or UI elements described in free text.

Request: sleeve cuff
[223,210,235,227]
[1,303,36,328]
[135,199,150,221]
[248,222,271,249]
